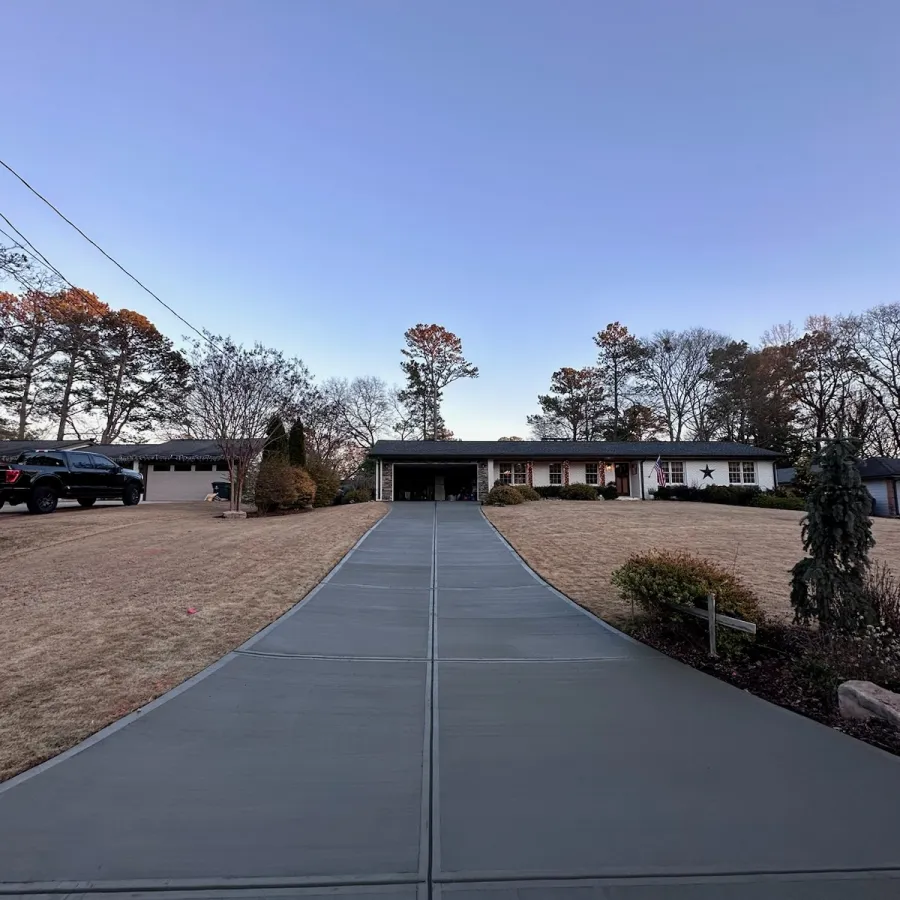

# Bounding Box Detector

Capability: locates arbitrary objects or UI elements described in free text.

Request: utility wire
[0,217,87,297]
[0,157,219,349]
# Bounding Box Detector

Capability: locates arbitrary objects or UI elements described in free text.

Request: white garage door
[146,465,227,502]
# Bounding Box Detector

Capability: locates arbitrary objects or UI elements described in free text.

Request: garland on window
[599,461,606,486]
[563,459,570,486]
[526,460,533,486]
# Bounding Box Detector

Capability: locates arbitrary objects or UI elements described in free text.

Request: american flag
[652,456,667,487]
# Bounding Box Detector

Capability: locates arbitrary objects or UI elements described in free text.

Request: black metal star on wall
[700,465,715,479]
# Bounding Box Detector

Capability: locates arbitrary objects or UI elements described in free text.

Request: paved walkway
[2,504,900,898]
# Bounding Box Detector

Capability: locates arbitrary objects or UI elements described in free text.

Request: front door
[615,463,630,497]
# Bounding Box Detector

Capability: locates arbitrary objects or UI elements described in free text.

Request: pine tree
[263,415,289,461]
[288,418,307,468]
[790,440,875,632]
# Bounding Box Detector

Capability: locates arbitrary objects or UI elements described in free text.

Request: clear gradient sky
[2,0,898,439]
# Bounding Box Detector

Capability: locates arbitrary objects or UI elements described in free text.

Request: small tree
[790,440,875,632]
[255,456,299,513]
[263,415,289,461]
[791,454,818,497]
[306,455,341,508]
[289,418,307,467]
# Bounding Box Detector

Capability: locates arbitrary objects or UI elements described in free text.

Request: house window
[497,462,527,485]
[660,461,685,484]
[194,463,213,472]
[152,463,171,472]
[549,462,562,485]
[173,463,192,472]
[729,461,756,484]
[215,462,229,471]
[585,463,598,485]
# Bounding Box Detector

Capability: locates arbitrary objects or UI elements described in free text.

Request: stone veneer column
[382,461,393,501]
[477,460,489,502]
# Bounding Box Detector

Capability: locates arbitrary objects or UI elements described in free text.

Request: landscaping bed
[623,617,900,757]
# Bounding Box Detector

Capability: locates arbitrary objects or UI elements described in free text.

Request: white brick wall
[489,457,776,498]
[638,458,776,497]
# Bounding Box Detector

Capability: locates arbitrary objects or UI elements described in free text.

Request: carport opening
[393,464,478,501]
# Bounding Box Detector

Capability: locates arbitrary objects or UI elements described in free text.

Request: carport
[393,462,477,501]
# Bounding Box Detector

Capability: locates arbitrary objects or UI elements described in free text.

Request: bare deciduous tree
[184,334,313,511]
[638,328,729,440]
[853,304,900,455]
[337,375,394,449]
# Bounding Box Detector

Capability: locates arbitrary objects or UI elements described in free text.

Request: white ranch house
[370,440,779,503]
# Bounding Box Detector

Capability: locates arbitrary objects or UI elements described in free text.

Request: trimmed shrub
[601,483,619,500]
[255,456,299,512]
[652,484,762,506]
[533,485,563,499]
[513,484,541,501]
[705,484,761,505]
[751,493,807,511]
[560,483,597,501]
[653,484,702,502]
[612,550,763,655]
[487,484,524,505]
[341,487,374,504]
[306,456,341,508]
[291,467,317,508]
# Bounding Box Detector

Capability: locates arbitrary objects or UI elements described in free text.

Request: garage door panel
[147,468,223,502]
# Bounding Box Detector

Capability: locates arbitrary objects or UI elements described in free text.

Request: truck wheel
[123,485,141,506]
[77,498,97,508]
[27,486,59,514]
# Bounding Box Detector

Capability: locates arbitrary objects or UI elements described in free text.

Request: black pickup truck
[0,449,144,514]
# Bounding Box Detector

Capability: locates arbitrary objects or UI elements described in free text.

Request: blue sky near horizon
[2,0,898,439]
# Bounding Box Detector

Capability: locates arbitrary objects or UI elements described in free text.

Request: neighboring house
[857,458,900,517]
[0,440,232,502]
[778,458,900,517]
[369,440,779,503]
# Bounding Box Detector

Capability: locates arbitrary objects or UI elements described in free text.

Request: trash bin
[212,481,231,501]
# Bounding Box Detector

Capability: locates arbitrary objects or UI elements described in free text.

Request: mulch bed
[621,618,900,758]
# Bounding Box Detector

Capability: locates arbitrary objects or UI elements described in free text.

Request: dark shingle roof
[857,458,900,479]
[0,439,92,461]
[0,438,245,462]
[370,440,780,460]
[91,440,233,461]
[779,459,900,484]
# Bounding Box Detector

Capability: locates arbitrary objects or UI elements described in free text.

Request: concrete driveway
[1,503,899,898]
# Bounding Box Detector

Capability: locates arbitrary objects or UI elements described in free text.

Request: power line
[0,157,219,349]
[0,217,87,297]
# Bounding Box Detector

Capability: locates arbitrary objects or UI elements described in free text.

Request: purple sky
[3,0,898,438]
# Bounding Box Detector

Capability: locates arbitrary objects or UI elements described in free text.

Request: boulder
[838,680,900,729]
[220,510,248,520]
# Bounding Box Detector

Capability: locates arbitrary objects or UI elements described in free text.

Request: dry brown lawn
[0,501,385,782]
[486,500,900,626]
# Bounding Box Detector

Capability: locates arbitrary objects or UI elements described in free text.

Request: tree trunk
[16,369,31,439]
[101,355,128,443]
[56,356,77,440]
